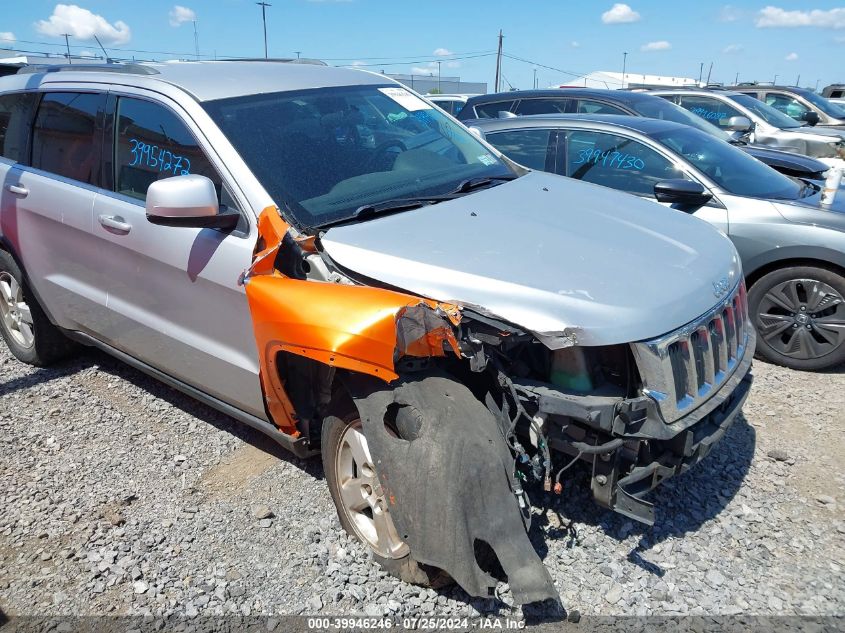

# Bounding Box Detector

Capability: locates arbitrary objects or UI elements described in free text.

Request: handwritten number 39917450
[574,147,645,171]
[128,139,191,176]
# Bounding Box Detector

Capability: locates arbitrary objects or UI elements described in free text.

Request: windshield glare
[728,93,803,129]
[630,99,731,141]
[652,126,802,199]
[203,85,513,228]
[798,89,845,118]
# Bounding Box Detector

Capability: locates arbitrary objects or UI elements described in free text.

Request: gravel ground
[1,343,843,622]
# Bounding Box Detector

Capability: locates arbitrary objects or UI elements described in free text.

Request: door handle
[98,214,132,234]
[4,183,28,197]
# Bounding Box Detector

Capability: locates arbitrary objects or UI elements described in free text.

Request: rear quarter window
[0,92,36,163]
[473,100,516,118]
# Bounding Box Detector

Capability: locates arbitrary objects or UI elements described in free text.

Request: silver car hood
[320,172,742,348]
[790,126,845,141]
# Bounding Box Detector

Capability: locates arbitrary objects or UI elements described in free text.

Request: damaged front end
[241,206,754,606]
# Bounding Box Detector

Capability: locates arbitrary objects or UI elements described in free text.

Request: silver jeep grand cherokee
[0,61,754,605]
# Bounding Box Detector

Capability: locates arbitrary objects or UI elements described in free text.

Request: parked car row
[0,61,836,608]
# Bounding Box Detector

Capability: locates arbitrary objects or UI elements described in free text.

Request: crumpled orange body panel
[244,207,461,435]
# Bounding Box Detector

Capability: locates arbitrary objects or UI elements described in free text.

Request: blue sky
[2,1,845,91]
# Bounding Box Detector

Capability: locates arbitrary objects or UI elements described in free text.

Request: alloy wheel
[756,277,845,360]
[0,272,35,349]
[335,420,409,559]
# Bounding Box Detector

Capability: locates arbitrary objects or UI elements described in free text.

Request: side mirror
[723,116,753,132]
[468,126,485,140]
[654,179,713,207]
[801,111,820,126]
[146,175,238,230]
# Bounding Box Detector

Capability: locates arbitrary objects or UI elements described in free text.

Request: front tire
[749,265,845,370]
[0,250,77,366]
[321,397,446,587]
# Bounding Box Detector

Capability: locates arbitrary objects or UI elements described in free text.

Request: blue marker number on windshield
[574,146,645,170]
[129,139,192,176]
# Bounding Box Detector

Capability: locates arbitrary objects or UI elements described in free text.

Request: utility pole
[494,30,503,93]
[796,74,800,87]
[294,51,301,59]
[773,74,778,85]
[437,60,442,93]
[62,33,72,63]
[256,2,271,59]
[815,79,820,92]
[533,68,537,89]
[735,72,739,85]
[698,62,703,85]
[192,20,200,60]
[706,61,713,85]
[621,52,627,89]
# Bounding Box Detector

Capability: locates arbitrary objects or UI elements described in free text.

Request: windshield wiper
[317,196,449,229]
[447,175,519,195]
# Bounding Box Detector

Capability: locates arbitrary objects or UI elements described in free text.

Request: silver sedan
[474,113,845,370]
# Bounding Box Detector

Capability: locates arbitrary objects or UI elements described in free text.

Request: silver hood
[320,171,742,348]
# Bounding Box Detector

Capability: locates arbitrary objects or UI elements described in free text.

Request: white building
[557,71,698,90]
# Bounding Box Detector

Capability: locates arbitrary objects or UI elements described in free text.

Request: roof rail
[216,57,327,66]
[18,63,160,76]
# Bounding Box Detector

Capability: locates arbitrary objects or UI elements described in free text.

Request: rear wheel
[0,250,77,366]
[322,398,446,586]
[749,265,845,370]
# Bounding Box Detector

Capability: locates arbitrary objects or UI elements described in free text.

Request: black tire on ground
[321,396,448,588]
[0,249,78,366]
[748,265,845,371]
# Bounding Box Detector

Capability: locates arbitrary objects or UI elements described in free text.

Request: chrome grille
[631,281,750,423]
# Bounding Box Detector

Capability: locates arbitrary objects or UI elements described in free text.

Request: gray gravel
[1,344,843,621]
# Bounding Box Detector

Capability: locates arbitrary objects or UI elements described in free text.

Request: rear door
[482,127,558,173]
[1,90,110,333]
[91,91,265,417]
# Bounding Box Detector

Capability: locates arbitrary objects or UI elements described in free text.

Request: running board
[65,331,318,459]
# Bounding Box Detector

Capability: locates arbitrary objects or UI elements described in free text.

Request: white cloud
[723,43,743,53]
[785,51,799,61]
[756,6,845,29]
[35,4,131,45]
[641,40,671,51]
[602,3,641,24]
[169,5,196,27]
[719,5,742,22]
[433,48,453,56]
[571,40,581,48]
[0,32,15,44]
[411,66,433,75]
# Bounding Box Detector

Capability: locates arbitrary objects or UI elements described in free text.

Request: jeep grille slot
[631,281,749,423]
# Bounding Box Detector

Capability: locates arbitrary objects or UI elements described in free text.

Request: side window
[484,129,554,171]
[765,93,810,120]
[514,98,574,115]
[474,100,516,118]
[564,130,682,195]
[677,96,743,130]
[115,97,221,202]
[0,93,37,163]
[31,92,107,185]
[576,100,627,115]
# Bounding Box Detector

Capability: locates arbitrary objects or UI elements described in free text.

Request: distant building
[558,70,698,90]
[386,73,487,95]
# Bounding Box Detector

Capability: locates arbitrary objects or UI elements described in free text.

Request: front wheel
[321,398,445,587]
[749,265,845,370]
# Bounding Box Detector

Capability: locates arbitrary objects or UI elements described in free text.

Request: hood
[775,194,845,228]
[742,145,829,177]
[794,126,845,140]
[320,171,742,348]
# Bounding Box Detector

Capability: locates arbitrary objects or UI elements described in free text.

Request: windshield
[728,93,803,129]
[203,85,513,228]
[629,98,732,141]
[651,126,802,199]
[796,89,845,118]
